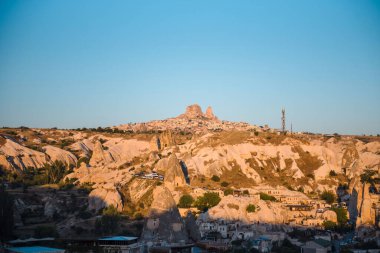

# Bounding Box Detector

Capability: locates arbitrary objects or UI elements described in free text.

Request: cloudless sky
[0,0,379,134]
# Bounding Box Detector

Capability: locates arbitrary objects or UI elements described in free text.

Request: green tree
[211,175,220,182]
[246,204,256,213]
[0,184,14,240]
[194,192,221,211]
[224,188,233,196]
[332,207,348,225]
[321,190,336,204]
[259,192,276,201]
[323,220,337,230]
[44,161,67,184]
[360,170,376,184]
[95,205,121,235]
[220,181,229,187]
[76,156,90,167]
[178,194,194,208]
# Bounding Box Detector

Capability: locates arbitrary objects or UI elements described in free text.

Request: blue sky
[0,0,379,134]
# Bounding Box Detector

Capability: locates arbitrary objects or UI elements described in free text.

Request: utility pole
[291,123,293,135]
[281,108,286,134]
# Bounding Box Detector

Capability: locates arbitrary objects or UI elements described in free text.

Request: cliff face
[164,154,187,191]
[142,186,188,243]
[352,182,377,227]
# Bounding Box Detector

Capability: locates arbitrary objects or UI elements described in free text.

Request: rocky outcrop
[0,137,47,171]
[159,130,176,148]
[206,195,287,224]
[321,210,337,223]
[43,145,77,167]
[178,104,219,121]
[180,104,204,119]
[150,136,160,152]
[184,211,201,242]
[205,106,218,121]
[164,154,187,191]
[88,185,123,212]
[89,140,114,167]
[355,182,375,226]
[142,186,188,243]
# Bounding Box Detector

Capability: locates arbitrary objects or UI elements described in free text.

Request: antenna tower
[281,108,286,134]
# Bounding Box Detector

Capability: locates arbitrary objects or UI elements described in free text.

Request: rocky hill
[0,105,379,240]
[116,104,259,133]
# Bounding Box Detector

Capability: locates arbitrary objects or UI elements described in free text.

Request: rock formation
[88,185,123,212]
[205,106,218,121]
[178,104,219,121]
[159,130,176,148]
[142,186,188,243]
[43,145,78,167]
[164,154,187,191]
[89,140,115,166]
[180,104,204,119]
[0,136,47,171]
[355,182,376,226]
[184,211,201,242]
[149,136,160,152]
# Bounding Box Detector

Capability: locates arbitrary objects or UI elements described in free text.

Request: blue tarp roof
[98,236,138,241]
[7,246,64,253]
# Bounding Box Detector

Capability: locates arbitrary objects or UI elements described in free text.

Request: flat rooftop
[98,236,138,241]
[7,246,65,253]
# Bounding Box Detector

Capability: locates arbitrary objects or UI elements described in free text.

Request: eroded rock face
[142,186,188,243]
[159,130,175,148]
[0,137,47,172]
[43,145,77,167]
[205,106,218,121]
[88,185,123,212]
[355,183,375,226]
[164,154,187,191]
[150,136,160,152]
[184,211,201,242]
[181,104,204,119]
[89,140,114,167]
[321,210,337,223]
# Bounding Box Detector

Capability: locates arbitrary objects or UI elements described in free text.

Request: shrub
[44,161,67,184]
[194,192,221,211]
[178,194,194,208]
[259,192,276,201]
[323,220,337,230]
[77,157,90,167]
[94,205,121,235]
[211,175,220,182]
[360,170,376,184]
[224,188,233,196]
[227,203,239,210]
[246,204,256,213]
[332,207,348,225]
[329,170,337,176]
[220,181,229,187]
[134,212,143,220]
[321,190,335,204]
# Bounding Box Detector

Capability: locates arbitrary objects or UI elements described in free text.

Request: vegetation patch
[227,203,239,210]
